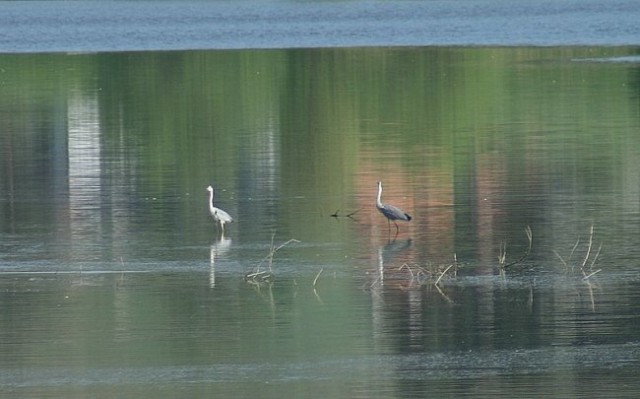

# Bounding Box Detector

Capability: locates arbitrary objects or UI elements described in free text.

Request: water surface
[1,24,640,399]
[0,0,639,52]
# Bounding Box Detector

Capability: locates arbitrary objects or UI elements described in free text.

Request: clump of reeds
[393,253,458,288]
[553,224,602,280]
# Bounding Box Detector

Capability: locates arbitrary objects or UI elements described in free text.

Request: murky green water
[2,46,640,397]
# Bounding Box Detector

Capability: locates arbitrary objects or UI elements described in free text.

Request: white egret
[206,185,233,234]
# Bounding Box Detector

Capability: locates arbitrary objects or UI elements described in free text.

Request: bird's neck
[376,185,383,208]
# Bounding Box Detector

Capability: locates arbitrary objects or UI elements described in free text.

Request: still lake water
[1,0,640,51]
[2,2,640,398]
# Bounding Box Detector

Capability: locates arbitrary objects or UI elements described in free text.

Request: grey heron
[207,185,233,234]
[376,181,411,235]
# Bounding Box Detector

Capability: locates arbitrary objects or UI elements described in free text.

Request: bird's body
[376,181,411,235]
[207,185,233,234]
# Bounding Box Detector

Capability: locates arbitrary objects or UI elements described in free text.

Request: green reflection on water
[2,46,640,273]
[1,46,640,397]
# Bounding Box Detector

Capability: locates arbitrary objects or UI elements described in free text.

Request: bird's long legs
[387,220,400,239]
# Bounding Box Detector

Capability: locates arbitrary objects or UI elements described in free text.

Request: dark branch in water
[330,209,360,220]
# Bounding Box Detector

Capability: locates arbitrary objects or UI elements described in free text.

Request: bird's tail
[406,213,412,221]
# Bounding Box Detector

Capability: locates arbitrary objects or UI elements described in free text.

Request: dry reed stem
[453,253,458,278]
[313,268,324,287]
[398,263,414,279]
[589,243,602,270]
[580,224,594,270]
[569,238,580,264]
[498,241,507,266]
[246,234,300,282]
[435,283,454,304]
[256,235,300,273]
[435,263,454,286]
[552,250,568,268]
[501,226,532,269]
[555,224,603,277]
[369,275,381,289]
[313,287,324,304]
[582,269,602,280]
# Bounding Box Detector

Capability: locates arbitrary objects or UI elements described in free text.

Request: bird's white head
[206,185,213,192]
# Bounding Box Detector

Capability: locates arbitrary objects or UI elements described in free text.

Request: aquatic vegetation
[553,224,602,280]
[367,224,605,292]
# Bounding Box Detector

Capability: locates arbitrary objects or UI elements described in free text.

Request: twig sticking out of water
[330,209,360,220]
[434,283,455,304]
[269,238,300,272]
[453,253,458,277]
[580,225,602,279]
[262,233,300,273]
[582,268,602,280]
[245,233,300,283]
[433,254,458,287]
[500,226,533,270]
[588,243,602,271]
[367,275,382,290]
[312,268,325,304]
[569,238,581,269]
[244,270,273,284]
[580,224,594,270]
[398,263,429,286]
[313,268,324,287]
[552,249,568,269]
[498,241,507,267]
[554,224,602,279]
[435,263,454,287]
[398,263,415,279]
